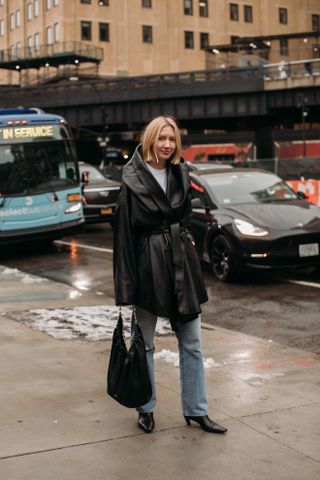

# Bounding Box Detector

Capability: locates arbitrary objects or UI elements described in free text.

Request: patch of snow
[2,267,20,275]
[69,291,83,299]
[154,349,180,367]
[20,275,47,284]
[203,357,221,368]
[1,267,48,284]
[154,349,221,369]
[9,305,172,342]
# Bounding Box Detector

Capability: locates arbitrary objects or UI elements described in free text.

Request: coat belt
[142,223,188,295]
[170,223,185,296]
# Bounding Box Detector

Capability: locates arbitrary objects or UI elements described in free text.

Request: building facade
[0,0,319,83]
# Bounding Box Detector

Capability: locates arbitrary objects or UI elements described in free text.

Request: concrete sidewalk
[0,268,319,479]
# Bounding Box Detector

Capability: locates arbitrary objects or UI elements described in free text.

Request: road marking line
[55,241,320,288]
[287,279,320,289]
[55,240,113,254]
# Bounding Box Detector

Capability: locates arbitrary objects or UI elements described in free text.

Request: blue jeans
[135,306,208,416]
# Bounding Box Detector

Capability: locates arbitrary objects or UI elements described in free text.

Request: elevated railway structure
[0,58,319,155]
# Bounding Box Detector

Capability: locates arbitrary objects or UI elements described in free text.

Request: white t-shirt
[146,163,167,193]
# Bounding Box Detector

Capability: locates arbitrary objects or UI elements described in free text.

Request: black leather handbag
[107,308,152,408]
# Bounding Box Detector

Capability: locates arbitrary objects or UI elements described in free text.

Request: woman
[113,116,227,435]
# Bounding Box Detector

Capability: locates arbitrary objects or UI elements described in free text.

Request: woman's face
[153,125,176,164]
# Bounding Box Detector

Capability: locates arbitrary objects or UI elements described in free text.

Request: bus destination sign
[0,125,54,141]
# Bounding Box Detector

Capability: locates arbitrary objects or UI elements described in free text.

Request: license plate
[299,243,319,257]
[100,208,112,215]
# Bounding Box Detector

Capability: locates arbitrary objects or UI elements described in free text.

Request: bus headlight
[65,202,82,214]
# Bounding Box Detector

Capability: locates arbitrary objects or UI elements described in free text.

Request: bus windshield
[0,139,79,196]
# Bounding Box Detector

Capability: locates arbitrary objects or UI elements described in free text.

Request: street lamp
[69,76,109,162]
[301,106,309,158]
[297,93,309,158]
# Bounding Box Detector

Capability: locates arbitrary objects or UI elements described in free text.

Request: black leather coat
[113,146,208,329]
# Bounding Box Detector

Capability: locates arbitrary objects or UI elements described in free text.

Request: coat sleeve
[113,183,138,305]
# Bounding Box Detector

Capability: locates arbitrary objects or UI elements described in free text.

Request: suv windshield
[0,140,79,196]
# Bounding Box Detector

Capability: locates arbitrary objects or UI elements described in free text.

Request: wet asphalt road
[1,222,319,354]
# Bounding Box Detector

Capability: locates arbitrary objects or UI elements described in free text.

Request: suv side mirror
[296,190,308,200]
[191,197,203,208]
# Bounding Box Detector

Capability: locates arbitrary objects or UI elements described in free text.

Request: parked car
[187,162,233,171]
[189,168,320,281]
[79,162,121,224]
[99,149,128,182]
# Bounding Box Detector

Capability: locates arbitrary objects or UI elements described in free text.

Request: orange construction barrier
[286,179,320,206]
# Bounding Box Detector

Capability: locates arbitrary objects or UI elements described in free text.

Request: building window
[279,8,288,24]
[81,21,92,40]
[34,32,40,50]
[27,3,32,21]
[184,0,193,15]
[0,20,4,37]
[16,42,22,57]
[142,25,153,43]
[230,3,239,21]
[98,0,108,5]
[244,5,252,22]
[184,31,194,49]
[200,32,209,50]
[142,0,152,7]
[27,35,33,53]
[10,45,15,59]
[16,10,21,27]
[54,22,60,42]
[81,0,91,3]
[312,14,320,31]
[46,0,52,10]
[46,26,53,44]
[10,13,14,31]
[99,22,109,41]
[280,38,288,56]
[0,0,4,5]
[34,0,40,16]
[53,0,59,5]
[199,0,208,17]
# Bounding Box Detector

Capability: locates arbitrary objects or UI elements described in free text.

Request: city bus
[0,108,84,244]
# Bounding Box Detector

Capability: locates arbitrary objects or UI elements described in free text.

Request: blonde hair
[141,116,182,165]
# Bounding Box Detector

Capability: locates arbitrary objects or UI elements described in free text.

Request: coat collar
[122,146,189,218]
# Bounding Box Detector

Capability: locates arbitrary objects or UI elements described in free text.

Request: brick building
[0,0,319,84]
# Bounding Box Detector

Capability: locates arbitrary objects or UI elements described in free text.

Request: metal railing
[0,57,319,111]
[49,57,320,92]
[0,42,103,63]
[237,156,320,180]
[262,58,320,81]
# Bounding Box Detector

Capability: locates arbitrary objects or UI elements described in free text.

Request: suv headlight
[234,219,268,237]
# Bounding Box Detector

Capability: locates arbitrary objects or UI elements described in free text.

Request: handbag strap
[118,305,136,319]
[118,305,137,336]
[132,305,137,321]
[131,305,137,332]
